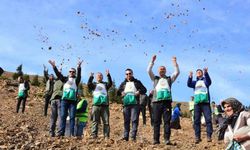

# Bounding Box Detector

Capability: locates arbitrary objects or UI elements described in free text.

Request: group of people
[14,55,250,149]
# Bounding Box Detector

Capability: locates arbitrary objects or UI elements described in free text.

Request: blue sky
[0,0,250,105]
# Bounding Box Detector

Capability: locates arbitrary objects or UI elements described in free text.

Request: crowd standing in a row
[14,55,250,149]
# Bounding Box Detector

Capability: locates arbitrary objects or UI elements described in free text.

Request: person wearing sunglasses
[87,70,113,139]
[49,59,82,137]
[147,55,180,145]
[117,68,147,141]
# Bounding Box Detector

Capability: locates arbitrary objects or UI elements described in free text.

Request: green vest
[123,82,137,106]
[76,99,88,122]
[153,77,172,102]
[92,83,108,105]
[18,83,26,98]
[194,80,208,104]
[62,78,77,101]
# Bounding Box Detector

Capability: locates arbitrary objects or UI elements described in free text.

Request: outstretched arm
[170,56,180,83]
[203,68,212,87]
[106,69,113,89]
[43,64,49,81]
[187,71,196,88]
[147,55,156,81]
[48,60,65,82]
[76,60,83,86]
[87,72,95,91]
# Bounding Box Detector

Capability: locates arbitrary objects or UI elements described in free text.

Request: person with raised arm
[48,59,82,136]
[87,70,112,139]
[147,55,180,145]
[187,67,212,143]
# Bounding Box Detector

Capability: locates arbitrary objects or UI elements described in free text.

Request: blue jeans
[49,99,61,137]
[194,103,213,139]
[123,105,139,140]
[76,121,87,137]
[58,100,77,136]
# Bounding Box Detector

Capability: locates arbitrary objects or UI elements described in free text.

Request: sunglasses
[69,71,76,73]
[126,72,132,75]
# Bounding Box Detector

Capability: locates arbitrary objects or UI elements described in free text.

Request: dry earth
[0,78,225,150]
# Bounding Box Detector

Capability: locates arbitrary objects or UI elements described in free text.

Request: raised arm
[106,69,113,89]
[48,60,65,82]
[170,56,180,83]
[187,71,196,88]
[203,68,212,87]
[87,72,95,91]
[43,64,49,81]
[76,60,83,86]
[147,55,156,81]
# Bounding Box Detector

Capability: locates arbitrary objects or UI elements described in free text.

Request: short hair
[125,68,133,73]
[69,68,76,72]
[196,69,203,73]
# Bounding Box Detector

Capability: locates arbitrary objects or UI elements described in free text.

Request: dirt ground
[0,78,225,150]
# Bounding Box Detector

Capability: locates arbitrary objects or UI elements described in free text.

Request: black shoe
[195,138,201,144]
[153,141,160,145]
[207,137,212,142]
[121,137,128,141]
[131,137,136,141]
[165,140,172,145]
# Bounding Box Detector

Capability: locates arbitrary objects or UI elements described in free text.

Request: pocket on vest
[63,89,76,100]
[194,94,208,104]
[123,94,136,105]
[156,90,171,100]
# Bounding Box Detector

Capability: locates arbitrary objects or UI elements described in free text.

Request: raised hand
[48,60,56,67]
[152,55,157,63]
[106,69,110,75]
[90,72,94,77]
[43,64,48,72]
[172,56,177,62]
[172,56,177,65]
[203,67,208,73]
[189,71,193,78]
[77,60,83,68]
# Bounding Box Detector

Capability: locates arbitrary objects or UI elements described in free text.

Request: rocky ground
[0,78,225,150]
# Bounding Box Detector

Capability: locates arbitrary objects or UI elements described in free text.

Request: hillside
[0,76,225,149]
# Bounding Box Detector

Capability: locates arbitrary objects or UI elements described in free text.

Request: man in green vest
[147,55,180,145]
[88,70,112,139]
[117,68,147,141]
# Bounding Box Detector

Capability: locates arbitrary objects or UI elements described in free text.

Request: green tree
[31,75,40,86]
[12,72,19,80]
[108,80,122,104]
[78,82,84,96]
[83,83,92,98]
[16,64,23,77]
[23,74,30,81]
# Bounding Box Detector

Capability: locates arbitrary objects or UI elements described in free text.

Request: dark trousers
[58,100,77,136]
[16,97,27,113]
[123,105,139,140]
[49,99,61,137]
[194,103,213,139]
[153,101,172,143]
[44,94,51,116]
[148,103,154,126]
[139,105,146,125]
